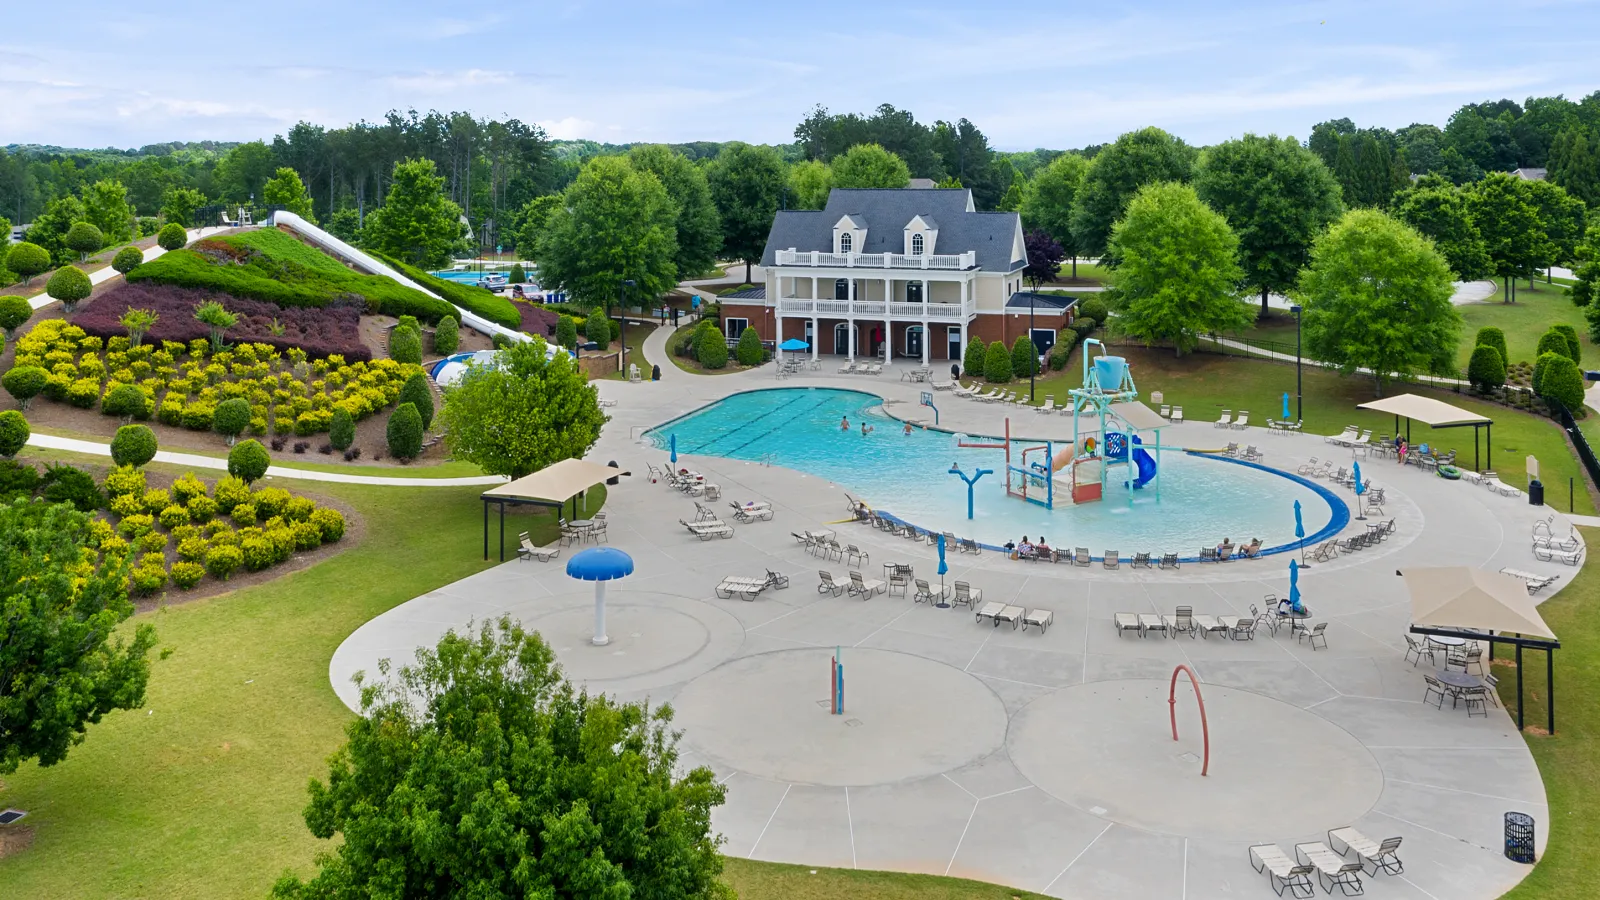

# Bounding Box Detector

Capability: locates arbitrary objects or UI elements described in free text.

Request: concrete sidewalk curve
[24,227,228,311]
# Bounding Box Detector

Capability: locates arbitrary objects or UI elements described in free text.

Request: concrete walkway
[22,227,228,311]
[339,358,1564,900]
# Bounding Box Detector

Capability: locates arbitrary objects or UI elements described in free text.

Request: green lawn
[607,321,656,380]
[722,858,1049,900]
[1013,343,1595,514]
[1496,528,1600,900]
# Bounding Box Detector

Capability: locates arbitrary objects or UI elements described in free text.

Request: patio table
[1435,669,1482,690]
[1427,635,1467,648]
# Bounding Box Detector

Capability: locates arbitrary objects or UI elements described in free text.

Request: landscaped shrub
[1072,319,1097,340]
[253,487,291,519]
[397,315,420,332]
[240,536,275,571]
[186,494,217,522]
[137,530,168,554]
[0,410,27,458]
[310,506,345,542]
[102,383,153,420]
[213,397,251,444]
[0,295,31,341]
[292,521,322,551]
[386,401,424,460]
[397,373,434,429]
[104,464,146,498]
[117,513,155,539]
[1011,336,1038,379]
[228,439,271,483]
[1533,351,1558,396]
[1537,328,1574,365]
[110,424,158,467]
[231,501,257,526]
[65,378,101,408]
[1553,323,1581,364]
[170,561,205,590]
[204,543,243,580]
[585,313,611,349]
[141,487,170,515]
[112,245,144,275]
[171,472,207,505]
[1474,326,1508,366]
[368,251,523,330]
[5,241,51,284]
[157,223,187,251]
[110,493,144,516]
[1467,344,1507,391]
[177,536,208,561]
[433,315,459,354]
[697,325,728,369]
[389,324,422,364]
[64,221,104,260]
[1541,354,1586,412]
[46,265,93,313]
[130,558,168,595]
[735,326,764,366]
[962,338,986,377]
[329,407,355,450]
[556,315,578,349]
[984,341,1013,382]
[509,263,526,284]
[158,504,190,529]
[75,284,373,361]
[0,461,40,501]
[1077,297,1108,325]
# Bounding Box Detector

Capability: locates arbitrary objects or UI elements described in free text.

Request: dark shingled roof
[762,188,1023,273]
[720,287,766,301]
[1006,291,1081,311]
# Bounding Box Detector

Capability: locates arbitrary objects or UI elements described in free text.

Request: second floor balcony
[775,298,968,320]
[774,248,977,271]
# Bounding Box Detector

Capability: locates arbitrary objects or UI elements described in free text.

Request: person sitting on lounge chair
[852,501,871,520]
[1215,538,1234,556]
[1015,537,1035,560]
[1035,536,1052,557]
[1240,538,1262,558]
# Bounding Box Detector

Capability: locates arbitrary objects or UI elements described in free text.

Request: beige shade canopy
[1356,394,1490,427]
[1109,401,1168,432]
[1403,567,1556,639]
[482,458,631,505]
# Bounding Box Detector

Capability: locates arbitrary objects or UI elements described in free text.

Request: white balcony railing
[776,299,967,320]
[774,248,977,270]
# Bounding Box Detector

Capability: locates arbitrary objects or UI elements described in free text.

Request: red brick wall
[969,309,1072,348]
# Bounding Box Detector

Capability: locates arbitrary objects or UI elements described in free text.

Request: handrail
[1169,664,1210,776]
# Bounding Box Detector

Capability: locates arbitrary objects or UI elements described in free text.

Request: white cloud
[540,117,601,140]
[383,69,514,93]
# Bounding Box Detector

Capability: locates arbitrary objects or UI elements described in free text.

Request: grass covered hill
[369,252,523,331]
[127,229,454,323]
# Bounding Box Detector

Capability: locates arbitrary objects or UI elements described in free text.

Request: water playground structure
[956,339,1169,511]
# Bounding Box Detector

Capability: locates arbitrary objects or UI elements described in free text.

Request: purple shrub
[75,283,373,361]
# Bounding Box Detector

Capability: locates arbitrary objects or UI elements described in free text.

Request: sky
[3,0,1598,151]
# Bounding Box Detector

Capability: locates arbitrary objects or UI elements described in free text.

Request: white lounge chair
[1327,827,1403,876]
[516,532,560,562]
[1036,397,1056,413]
[1114,613,1141,637]
[994,605,1026,628]
[1534,545,1583,565]
[975,601,1006,625]
[1023,608,1053,633]
[1232,411,1249,430]
[1296,842,1363,896]
[1500,567,1560,593]
[1324,425,1358,444]
[1215,410,1232,428]
[1171,407,1184,423]
[1138,613,1167,638]
[1249,844,1315,899]
[847,570,885,598]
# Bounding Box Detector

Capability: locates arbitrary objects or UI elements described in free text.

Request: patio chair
[1166,605,1196,638]
[1422,674,1448,709]
[1171,407,1184,423]
[1215,410,1232,428]
[1138,613,1167,638]
[959,537,982,554]
[844,544,869,567]
[516,532,560,562]
[887,567,911,597]
[1250,844,1315,899]
[1159,552,1180,569]
[1221,442,1240,457]
[1311,540,1339,562]
[823,538,846,562]
[952,581,983,609]
[702,483,721,500]
[817,571,846,596]
[1133,551,1153,568]
[1298,621,1329,650]
[1484,673,1501,707]
[1296,842,1363,896]
[913,578,945,604]
[1074,546,1091,566]
[1461,686,1490,718]
[847,570,886,599]
[975,601,1006,626]
[1228,617,1258,640]
[1232,411,1250,430]
[1327,828,1403,877]
[1160,404,1171,418]
[1403,635,1434,668]
[1023,608,1053,633]
[994,605,1027,629]
[1102,550,1121,570]
[1114,613,1142,638]
[1199,547,1218,563]
[764,569,790,590]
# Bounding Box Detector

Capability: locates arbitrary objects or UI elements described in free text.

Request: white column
[591,582,609,646]
[811,317,819,361]
[774,313,783,364]
[847,278,856,360]
[811,276,817,300]
[922,320,929,366]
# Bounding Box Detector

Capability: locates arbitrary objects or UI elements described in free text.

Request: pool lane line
[687,391,816,455]
[718,396,836,457]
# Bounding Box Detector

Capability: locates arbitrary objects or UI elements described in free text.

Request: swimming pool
[428,269,535,284]
[646,388,1346,556]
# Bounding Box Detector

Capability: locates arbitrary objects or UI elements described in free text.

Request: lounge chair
[1138,613,1167,638]
[1114,613,1141,637]
[994,605,1026,628]
[1199,547,1218,563]
[1074,546,1091,566]
[1036,397,1056,413]
[958,537,981,554]
[1165,605,1197,638]
[1133,551,1153,568]
[1171,406,1184,423]
[1023,608,1053,633]
[679,518,733,540]
[1533,530,1580,552]
[838,361,857,374]
[1296,457,1321,475]
[715,577,769,601]
[1216,545,1234,562]
[1310,540,1338,562]
[516,532,560,562]
[1227,617,1257,641]
[817,571,847,596]
[1215,410,1232,428]
[913,578,946,604]
[1158,553,1180,569]
[1295,842,1363,896]
[952,581,983,609]
[1232,411,1249,430]
[1160,404,1171,418]
[844,544,869,567]
[847,570,885,598]
[1327,828,1403,877]
[1534,544,1583,565]
[931,378,955,391]
[1324,425,1358,444]
[1192,614,1228,639]
[975,601,1006,625]
[1249,844,1315,899]
[1102,550,1120,570]
[1500,567,1560,593]
[733,505,774,523]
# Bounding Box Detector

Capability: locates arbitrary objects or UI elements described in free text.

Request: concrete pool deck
[332,358,1574,899]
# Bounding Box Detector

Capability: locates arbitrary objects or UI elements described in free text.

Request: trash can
[652,364,661,381]
[1528,479,1544,506]
[1505,812,1536,863]
[606,461,621,486]
[951,363,960,381]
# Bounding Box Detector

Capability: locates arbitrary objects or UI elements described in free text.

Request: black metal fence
[1558,404,1600,497]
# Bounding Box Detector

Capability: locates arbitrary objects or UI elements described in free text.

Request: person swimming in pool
[903,421,913,436]
[841,416,849,431]
[861,421,873,436]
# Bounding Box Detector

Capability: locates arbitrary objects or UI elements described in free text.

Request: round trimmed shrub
[252,486,291,519]
[585,312,611,349]
[1541,354,1586,412]
[284,496,316,521]
[110,424,158,467]
[433,315,459,354]
[5,241,50,284]
[187,494,217,522]
[170,561,205,590]
[227,439,270,483]
[1474,327,1508,367]
[177,536,208,562]
[396,315,420,332]
[328,407,355,451]
[386,402,424,461]
[1467,344,1507,391]
[159,504,190,529]
[0,295,31,341]
[1077,297,1108,325]
[509,263,526,284]
[0,410,28,458]
[2,366,47,409]
[291,521,322,551]
[64,222,104,260]
[137,531,168,554]
[141,487,170,514]
[240,536,274,571]
[697,325,728,369]
[310,507,345,542]
[212,397,251,444]
[389,325,422,364]
[1553,324,1581,364]
[102,383,153,420]
[103,464,146,498]
[1072,319,1097,339]
[735,326,764,366]
[212,475,250,512]
[962,338,986,377]
[110,493,143,516]
[157,223,187,251]
[1537,328,1573,365]
[46,265,93,313]
[230,501,257,526]
[984,341,1013,383]
[65,378,100,408]
[397,373,434,430]
[130,561,168,595]
[117,513,154,539]
[204,543,243,581]
[111,245,144,275]
[171,472,207,505]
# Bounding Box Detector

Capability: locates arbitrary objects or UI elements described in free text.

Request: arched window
[911,233,924,255]
[840,232,853,254]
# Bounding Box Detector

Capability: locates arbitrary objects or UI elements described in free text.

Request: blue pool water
[428,269,535,284]
[647,388,1344,554]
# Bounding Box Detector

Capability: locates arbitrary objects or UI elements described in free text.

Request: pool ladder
[760,453,778,467]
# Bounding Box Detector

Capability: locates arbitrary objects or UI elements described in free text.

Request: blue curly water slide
[1131,435,1157,489]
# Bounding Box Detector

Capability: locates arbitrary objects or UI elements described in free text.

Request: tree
[193,300,238,350]
[538,156,678,312]
[326,208,361,243]
[788,159,833,210]
[160,187,206,227]
[46,264,92,313]
[26,195,88,265]
[735,325,764,366]
[1020,154,1088,275]
[1070,127,1196,260]
[1467,344,1507,391]
[64,221,104,261]
[363,158,465,269]
[508,263,526,284]
[1107,182,1252,355]
[555,315,578,349]
[82,179,134,244]
[1554,323,1581,363]
[962,337,986,377]
[111,245,144,276]
[2,366,46,409]
[1393,178,1493,280]
[269,617,729,900]
[227,439,271,483]
[0,295,31,341]
[329,408,355,451]
[1077,296,1108,325]
[0,499,157,774]
[119,307,158,347]
[1300,209,1461,394]
[157,222,188,251]
[510,194,562,261]
[1470,173,1545,300]
[1010,335,1037,378]
[628,145,723,279]
[262,167,317,221]
[1525,180,1587,274]
[5,241,50,284]
[213,397,251,445]
[1540,354,1586,411]
[696,324,728,369]
[386,402,424,461]
[101,383,150,420]
[829,143,912,190]
[1548,129,1600,207]
[213,141,277,202]
[438,339,604,478]
[398,372,435,430]
[1537,327,1576,365]
[1007,231,1056,296]
[983,341,1013,382]
[433,315,459,354]
[110,424,157,467]
[0,410,26,458]
[1193,134,1344,316]
[707,143,787,282]
[1475,326,1509,366]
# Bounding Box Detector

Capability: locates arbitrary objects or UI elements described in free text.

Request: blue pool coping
[644,386,1352,563]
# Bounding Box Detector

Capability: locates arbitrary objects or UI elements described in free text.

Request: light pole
[1028,298,1037,403]
[618,279,635,375]
[1291,304,1303,425]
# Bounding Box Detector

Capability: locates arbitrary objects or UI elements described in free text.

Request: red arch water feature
[1168,665,1210,776]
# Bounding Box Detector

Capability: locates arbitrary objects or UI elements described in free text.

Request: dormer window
[911,234,924,256]
[840,233,852,255]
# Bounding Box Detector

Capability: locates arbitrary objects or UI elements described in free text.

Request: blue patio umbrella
[567,547,635,646]
[1352,460,1366,520]
[936,533,950,607]
[1282,392,1291,420]
[670,433,677,464]
[779,337,810,351]
[1288,558,1302,612]
[1294,499,1306,565]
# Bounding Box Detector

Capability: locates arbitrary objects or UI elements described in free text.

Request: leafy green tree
[1300,209,1460,394]
[157,222,187,251]
[962,337,986,377]
[1020,154,1088,275]
[5,241,50,284]
[398,372,435,430]
[1548,129,1600,207]
[1077,296,1108,325]
[82,179,134,244]
[46,264,92,313]
[1470,173,1545,301]
[1525,180,1587,274]
[160,187,206,227]
[328,408,355,451]
[0,410,27,458]
[110,424,157,467]
[193,300,238,350]
[1393,178,1492,280]
[1540,353,1586,411]
[510,194,562,261]
[788,159,833,210]
[555,314,578,350]
[707,142,787,282]
[1467,344,1507,391]
[1194,134,1344,316]
[227,439,271,483]
[270,616,729,900]
[830,143,912,189]
[26,195,88,265]
[212,141,277,202]
[584,312,612,349]
[0,499,156,774]
[363,158,465,269]
[438,338,606,478]
[538,156,678,314]
[696,324,728,369]
[2,366,47,409]
[1010,335,1037,378]
[983,340,1013,382]
[262,167,317,221]
[64,221,104,261]
[101,383,151,420]
[0,295,31,341]
[1070,127,1196,260]
[111,245,144,276]
[628,145,723,279]
[119,307,158,346]
[213,397,251,445]
[386,402,424,461]
[326,207,361,243]
[1475,326,1508,366]
[735,325,764,366]
[1532,350,1556,396]
[432,315,459,354]
[1107,182,1252,355]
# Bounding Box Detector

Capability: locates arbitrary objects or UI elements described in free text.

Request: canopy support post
[1548,648,1555,735]
[1516,643,1525,731]
[483,499,489,560]
[499,500,506,562]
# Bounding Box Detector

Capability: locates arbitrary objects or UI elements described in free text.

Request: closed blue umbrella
[1294,499,1306,565]
[1289,558,1302,612]
[1352,460,1366,521]
[670,433,677,464]
[936,533,950,607]
[1282,392,1291,420]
